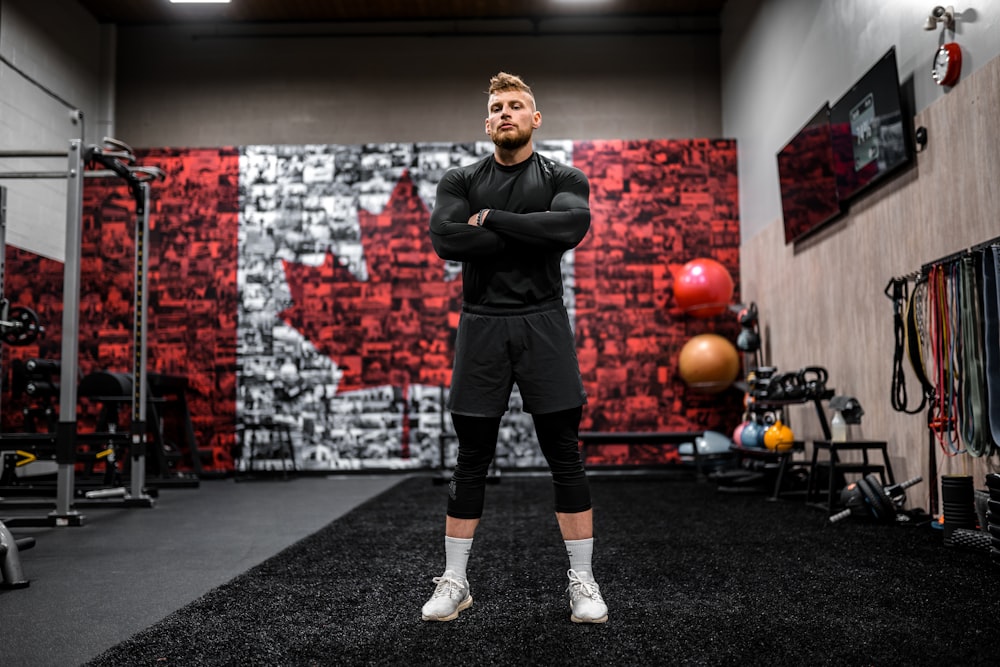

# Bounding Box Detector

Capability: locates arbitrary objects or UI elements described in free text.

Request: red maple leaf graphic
[279,170,462,394]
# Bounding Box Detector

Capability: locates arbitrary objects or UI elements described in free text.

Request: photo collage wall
[2,139,741,473]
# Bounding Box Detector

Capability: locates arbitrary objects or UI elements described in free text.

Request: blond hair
[487,72,535,105]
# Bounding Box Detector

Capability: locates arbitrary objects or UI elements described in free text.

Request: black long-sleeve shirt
[429,152,591,307]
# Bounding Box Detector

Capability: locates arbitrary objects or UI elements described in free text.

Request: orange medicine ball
[677,333,740,393]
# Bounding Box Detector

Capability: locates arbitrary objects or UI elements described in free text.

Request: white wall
[722,0,1000,241]
[0,0,109,261]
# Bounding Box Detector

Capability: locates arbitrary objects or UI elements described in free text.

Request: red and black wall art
[2,139,741,473]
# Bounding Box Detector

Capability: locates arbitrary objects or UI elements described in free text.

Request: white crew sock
[444,536,474,580]
[565,537,595,575]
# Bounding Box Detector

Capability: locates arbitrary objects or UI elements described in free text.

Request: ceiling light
[169,1,232,4]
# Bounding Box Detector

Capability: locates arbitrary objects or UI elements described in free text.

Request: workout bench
[578,431,707,476]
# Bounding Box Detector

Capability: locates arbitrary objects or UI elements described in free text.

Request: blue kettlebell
[740,421,762,448]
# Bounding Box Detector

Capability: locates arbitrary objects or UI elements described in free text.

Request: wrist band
[476,209,487,226]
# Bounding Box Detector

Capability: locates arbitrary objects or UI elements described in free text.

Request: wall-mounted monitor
[777,103,842,245]
[829,46,914,203]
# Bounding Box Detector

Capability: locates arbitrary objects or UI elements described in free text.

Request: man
[424,72,608,624]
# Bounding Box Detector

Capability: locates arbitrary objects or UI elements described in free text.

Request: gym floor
[0,474,401,666]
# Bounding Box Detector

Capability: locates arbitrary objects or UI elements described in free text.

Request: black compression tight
[447,406,592,519]
[532,406,592,513]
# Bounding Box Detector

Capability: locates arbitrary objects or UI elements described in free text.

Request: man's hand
[467,209,490,226]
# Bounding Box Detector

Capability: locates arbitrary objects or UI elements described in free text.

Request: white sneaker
[421,570,472,621]
[566,569,608,624]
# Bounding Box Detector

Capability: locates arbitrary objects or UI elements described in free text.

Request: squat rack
[0,130,165,525]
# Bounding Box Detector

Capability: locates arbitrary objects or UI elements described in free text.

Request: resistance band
[905,276,935,401]
[886,277,927,414]
[957,255,989,456]
[927,264,961,456]
[982,246,1000,447]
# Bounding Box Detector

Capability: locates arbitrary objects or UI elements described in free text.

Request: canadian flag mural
[2,139,741,473]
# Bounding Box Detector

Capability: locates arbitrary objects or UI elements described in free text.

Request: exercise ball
[677,333,740,393]
[679,431,731,457]
[763,420,795,452]
[673,258,734,318]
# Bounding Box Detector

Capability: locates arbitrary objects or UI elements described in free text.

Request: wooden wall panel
[741,54,1000,509]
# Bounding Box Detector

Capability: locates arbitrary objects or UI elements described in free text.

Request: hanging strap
[927,265,961,455]
[957,255,989,456]
[981,245,1000,449]
[886,277,926,414]
[905,276,935,400]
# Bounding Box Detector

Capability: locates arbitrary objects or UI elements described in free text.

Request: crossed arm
[429,168,591,262]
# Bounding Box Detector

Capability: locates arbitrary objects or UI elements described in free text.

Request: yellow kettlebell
[763,420,794,452]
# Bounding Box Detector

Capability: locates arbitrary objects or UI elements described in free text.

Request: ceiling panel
[74,0,727,26]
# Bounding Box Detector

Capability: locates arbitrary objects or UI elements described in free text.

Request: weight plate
[870,474,897,518]
[858,475,893,521]
[1,306,41,346]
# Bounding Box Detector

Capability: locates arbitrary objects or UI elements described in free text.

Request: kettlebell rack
[730,366,834,500]
[742,366,835,439]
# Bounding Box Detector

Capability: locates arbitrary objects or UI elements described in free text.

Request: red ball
[673,258,734,318]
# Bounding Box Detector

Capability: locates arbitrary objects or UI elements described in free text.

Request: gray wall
[112,26,722,147]
[0,0,110,261]
[3,9,724,259]
[6,3,1000,494]
[8,2,1000,253]
[722,0,1000,241]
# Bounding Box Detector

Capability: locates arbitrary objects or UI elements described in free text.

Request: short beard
[491,126,532,151]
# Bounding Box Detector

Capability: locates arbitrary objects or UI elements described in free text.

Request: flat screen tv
[829,46,914,204]
[777,102,841,244]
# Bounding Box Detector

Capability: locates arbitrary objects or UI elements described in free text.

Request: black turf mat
[84,476,998,666]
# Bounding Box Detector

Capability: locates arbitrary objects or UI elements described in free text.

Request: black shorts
[448,299,587,417]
